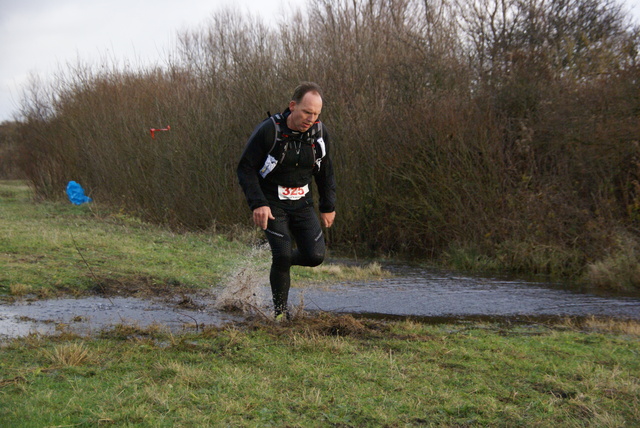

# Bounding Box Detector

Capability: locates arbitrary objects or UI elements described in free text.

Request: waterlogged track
[1,265,639,338]
[292,266,640,321]
[0,296,244,338]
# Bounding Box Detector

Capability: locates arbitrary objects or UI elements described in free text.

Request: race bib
[278,184,309,200]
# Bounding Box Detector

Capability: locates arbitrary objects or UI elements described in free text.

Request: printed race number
[278,184,309,200]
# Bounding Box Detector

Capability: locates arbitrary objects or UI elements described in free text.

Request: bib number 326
[278,184,309,200]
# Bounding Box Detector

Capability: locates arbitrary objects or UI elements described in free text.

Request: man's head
[287,82,323,132]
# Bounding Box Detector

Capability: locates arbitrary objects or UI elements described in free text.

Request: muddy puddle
[0,295,245,339]
[290,266,640,321]
[1,264,639,339]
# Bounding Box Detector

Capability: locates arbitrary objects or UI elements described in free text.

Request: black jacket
[237,110,336,213]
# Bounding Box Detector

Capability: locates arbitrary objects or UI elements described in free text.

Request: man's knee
[306,251,325,267]
[272,252,293,270]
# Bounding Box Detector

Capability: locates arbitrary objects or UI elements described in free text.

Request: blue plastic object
[66,181,92,205]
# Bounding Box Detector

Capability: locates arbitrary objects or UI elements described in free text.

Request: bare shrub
[585,233,640,291]
[12,0,640,287]
[0,121,25,179]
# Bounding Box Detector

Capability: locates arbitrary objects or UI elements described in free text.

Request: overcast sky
[0,0,301,122]
[1,0,639,123]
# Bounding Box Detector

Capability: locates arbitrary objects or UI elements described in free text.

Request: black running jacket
[237,109,336,213]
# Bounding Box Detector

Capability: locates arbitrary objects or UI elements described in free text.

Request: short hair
[291,82,323,103]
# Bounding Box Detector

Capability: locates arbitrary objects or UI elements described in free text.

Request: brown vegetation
[0,121,24,179]
[11,0,640,288]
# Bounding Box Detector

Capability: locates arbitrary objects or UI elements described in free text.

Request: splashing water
[214,243,271,315]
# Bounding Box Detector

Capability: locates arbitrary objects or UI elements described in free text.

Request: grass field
[1,316,639,426]
[0,180,639,426]
[0,180,383,300]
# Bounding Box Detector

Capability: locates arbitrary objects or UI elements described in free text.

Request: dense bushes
[13,0,640,289]
[0,121,24,179]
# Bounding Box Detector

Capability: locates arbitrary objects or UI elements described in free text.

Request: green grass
[0,180,383,298]
[0,181,247,296]
[1,180,639,426]
[0,317,638,426]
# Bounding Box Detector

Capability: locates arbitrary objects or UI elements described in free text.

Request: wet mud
[1,265,639,339]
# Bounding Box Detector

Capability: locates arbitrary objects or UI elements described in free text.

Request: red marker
[150,125,170,139]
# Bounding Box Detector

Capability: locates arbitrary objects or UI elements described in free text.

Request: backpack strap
[268,113,286,159]
[311,121,326,172]
[260,113,326,178]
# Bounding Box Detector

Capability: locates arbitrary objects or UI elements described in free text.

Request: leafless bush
[0,121,25,179]
[12,0,640,286]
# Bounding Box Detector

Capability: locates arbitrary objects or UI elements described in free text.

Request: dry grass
[583,317,640,336]
[152,360,210,388]
[561,316,640,336]
[42,342,91,367]
[9,283,33,297]
[585,234,640,291]
[310,262,389,280]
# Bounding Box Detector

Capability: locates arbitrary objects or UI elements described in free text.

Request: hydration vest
[259,112,326,178]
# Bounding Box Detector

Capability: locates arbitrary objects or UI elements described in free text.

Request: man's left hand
[320,211,336,228]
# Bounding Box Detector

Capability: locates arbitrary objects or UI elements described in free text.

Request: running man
[237,82,337,320]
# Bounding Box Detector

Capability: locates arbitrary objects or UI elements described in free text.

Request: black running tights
[264,203,325,315]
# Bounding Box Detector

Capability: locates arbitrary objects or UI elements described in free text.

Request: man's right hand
[253,206,275,230]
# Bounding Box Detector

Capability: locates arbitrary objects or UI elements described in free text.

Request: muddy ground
[2,266,640,339]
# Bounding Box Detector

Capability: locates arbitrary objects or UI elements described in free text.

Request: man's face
[287,91,323,132]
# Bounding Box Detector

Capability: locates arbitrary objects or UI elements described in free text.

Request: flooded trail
[291,267,640,321]
[0,296,244,339]
[1,265,639,339]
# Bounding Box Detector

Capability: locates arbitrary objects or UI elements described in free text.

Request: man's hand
[320,211,336,228]
[253,206,275,230]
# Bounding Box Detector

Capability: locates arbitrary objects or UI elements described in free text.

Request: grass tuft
[294,261,391,284]
[42,342,91,367]
[9,283,33,297]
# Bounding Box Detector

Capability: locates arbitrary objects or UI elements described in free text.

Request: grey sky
[0,0,298,122]
[1,0,639,123]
